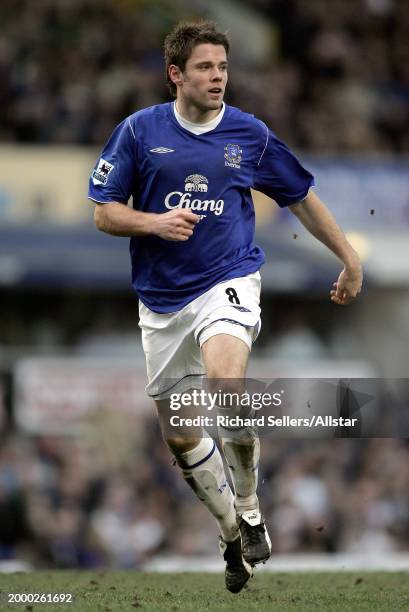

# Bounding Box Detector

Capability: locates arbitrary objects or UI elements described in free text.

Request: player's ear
[169,64,184,88]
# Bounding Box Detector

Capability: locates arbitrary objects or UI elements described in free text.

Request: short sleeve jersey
[88,103,314,313]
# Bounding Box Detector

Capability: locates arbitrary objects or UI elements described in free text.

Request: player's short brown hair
[164,21,230,97]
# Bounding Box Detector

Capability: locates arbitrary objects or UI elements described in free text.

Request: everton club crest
[224,143,243,169]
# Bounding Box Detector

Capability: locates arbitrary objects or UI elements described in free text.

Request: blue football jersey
[88,103,314,313]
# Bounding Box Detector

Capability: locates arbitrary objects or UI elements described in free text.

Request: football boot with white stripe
[238,510,272,566]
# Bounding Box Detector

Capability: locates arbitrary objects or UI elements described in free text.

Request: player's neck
[175,99,223,124]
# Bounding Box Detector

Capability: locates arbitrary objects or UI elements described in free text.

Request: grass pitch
[0,571,408,611]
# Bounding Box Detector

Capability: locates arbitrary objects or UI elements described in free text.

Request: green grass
[0,571,408,612]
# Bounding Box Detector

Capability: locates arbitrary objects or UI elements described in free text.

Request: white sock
[220,424,260,515]
[177,437,239,542]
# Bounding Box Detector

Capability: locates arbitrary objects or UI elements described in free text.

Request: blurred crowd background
[1,433,408,568]
[2,0,409,150]
[1,0,409,569]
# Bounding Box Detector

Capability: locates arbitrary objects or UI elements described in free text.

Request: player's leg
[201,332,271,565]
[139,276,259,589]
[155,395,252,592]
[154,396,239,543]
[139,300,238,543]
[201,334,259,516]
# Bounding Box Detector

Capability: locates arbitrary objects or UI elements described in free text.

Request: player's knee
[206,364,246,381]
[165,435,202,455]
[207,377,245,406]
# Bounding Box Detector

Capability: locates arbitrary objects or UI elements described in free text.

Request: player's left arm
[289,189,363,305]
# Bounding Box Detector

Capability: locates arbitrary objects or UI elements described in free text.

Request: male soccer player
[88,21,362,593]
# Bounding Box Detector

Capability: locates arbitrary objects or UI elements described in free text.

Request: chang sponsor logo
[164,174,224,216]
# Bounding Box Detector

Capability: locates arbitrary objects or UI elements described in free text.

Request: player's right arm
[89,117,198,241]
[94,203,199,241]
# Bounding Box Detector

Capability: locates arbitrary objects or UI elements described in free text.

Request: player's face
[176,43,228,114]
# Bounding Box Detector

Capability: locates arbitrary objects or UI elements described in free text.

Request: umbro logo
[149,147,175,153]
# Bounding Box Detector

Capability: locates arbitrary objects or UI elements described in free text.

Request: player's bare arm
[289,190,363,305]
[94,202,199,241]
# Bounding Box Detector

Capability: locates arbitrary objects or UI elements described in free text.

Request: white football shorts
[138,272,261,400]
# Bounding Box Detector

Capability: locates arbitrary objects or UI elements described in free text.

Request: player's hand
[151,209,200,241]
[330,264,363,305]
